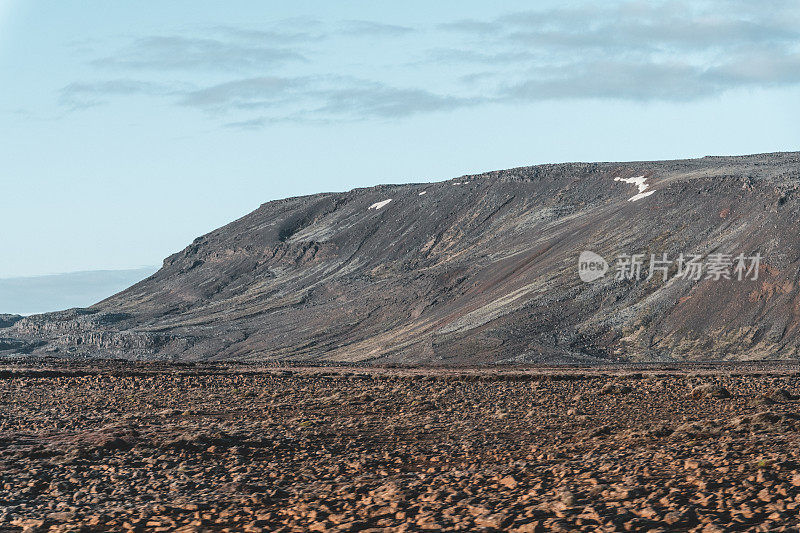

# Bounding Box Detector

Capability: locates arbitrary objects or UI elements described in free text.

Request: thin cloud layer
[339,20,415,37]
[92,36,306,71]
[61,2,800,125]
[179,76,474,122]
[60,79,176,109]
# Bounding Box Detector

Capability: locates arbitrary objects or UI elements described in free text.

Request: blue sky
[1,0,799,279]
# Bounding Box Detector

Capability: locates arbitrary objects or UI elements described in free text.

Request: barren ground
[3,361,800,532]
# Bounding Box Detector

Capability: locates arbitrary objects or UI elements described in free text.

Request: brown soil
[2,362,800,531]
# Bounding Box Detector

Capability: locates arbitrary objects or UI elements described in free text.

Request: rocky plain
[3,361,800,532]
[3,153,800,531]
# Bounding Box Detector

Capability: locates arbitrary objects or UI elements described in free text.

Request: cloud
[179,77,307,110]
[59,79,175,109]
[211,24,321,44]
[91,18,412,74]
[339,20,414,37]
[92,36,305,71]
[502,61,721,102]
[180,76,474,121]
[60,2,800,124]
[425,48,541,65]
[455,2,800,52]
[310,83,475,118]
[223,117,272,129]
[438,20,497,34]
[707,51,800,86]
[437,1,800,102]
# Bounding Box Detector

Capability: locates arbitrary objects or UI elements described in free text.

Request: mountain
[0,268,158,316]
[3,152,800,364]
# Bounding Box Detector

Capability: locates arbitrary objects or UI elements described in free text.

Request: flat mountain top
[4,151,800,364]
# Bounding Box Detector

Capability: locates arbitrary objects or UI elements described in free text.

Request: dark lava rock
[0,314,23,329]
[4,152,800,364]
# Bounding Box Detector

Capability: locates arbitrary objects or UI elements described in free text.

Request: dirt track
[2,362,800,532]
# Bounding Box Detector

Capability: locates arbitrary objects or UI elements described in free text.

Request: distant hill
[3,152,800,363]
[0,268,157,316]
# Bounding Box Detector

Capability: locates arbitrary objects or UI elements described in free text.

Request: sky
[1,0,799,281]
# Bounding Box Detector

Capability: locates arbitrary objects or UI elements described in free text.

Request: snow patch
[452,181,469,185]
[614,175,655,202]
[368,199,392,210]
[629,190,655,202]
[418,191,427,196]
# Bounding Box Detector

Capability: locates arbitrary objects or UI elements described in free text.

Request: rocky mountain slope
[3,152,800,364]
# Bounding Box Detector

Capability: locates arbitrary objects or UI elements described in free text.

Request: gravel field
[2,362,800,532]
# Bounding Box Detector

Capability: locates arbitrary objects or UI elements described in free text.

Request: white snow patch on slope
[418,191,427,196]
[629,190,655,201]
[614,175,655,202]
[368,199,392,210]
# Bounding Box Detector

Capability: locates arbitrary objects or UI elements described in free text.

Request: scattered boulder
[766,388,793,402]
[600,383,632,395]
[3,364,800,533]
[690,384,730,399]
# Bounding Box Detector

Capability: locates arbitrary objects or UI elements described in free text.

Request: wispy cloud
[179,76,307,110]
[338,20,415,37]
[310,82,475,119]
[59,79,176,109]
[92,36,306,71]
[706,51,800,86]
[438,1,800,103]
[180,75,474,122]
[502,61,719,102]
[211,23,321,44]
[449,2,800,52]
[425,48,541,65]
[60,3,800,125]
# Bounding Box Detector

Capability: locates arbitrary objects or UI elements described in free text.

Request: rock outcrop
[0,314,22,329]
[2,152,799,363]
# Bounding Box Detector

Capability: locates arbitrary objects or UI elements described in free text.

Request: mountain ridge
[3,151,800,364]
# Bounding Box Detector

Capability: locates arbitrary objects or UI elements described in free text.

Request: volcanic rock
[2,152,799,364]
